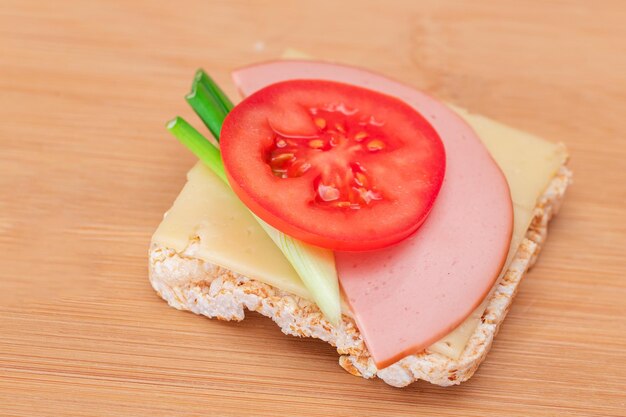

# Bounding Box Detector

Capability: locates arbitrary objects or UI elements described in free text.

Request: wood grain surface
[1,1,625,416]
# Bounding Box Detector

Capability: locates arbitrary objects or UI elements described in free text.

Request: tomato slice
[220,79,445,251]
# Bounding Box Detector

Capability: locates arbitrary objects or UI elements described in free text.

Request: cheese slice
[153,164,309,299]
[152,100,566,361]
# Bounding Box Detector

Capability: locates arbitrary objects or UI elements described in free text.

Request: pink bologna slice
[232,61,513,368]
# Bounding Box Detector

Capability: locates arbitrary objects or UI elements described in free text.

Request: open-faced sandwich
[149,54,571,387]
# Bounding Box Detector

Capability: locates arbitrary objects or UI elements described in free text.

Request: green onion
[194,69,234,113]
[167,71,342,325]
[185,83,226,141]
[257,220,340,325]
[166,117,227,183]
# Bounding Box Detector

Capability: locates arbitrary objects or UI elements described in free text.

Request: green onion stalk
[167,70,341,325]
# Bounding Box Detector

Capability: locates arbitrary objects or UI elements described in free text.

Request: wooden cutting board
[1,1,625,415]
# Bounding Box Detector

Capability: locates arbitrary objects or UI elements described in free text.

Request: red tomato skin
[220,80,445,251]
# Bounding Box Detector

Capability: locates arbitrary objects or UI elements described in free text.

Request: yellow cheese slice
[152,74,567,360]
[153,164,309,299]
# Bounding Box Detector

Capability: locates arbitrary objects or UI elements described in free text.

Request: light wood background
[1,1,625,416]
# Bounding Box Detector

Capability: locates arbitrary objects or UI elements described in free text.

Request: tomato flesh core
[220,80,446,251]
[267,105,393,210]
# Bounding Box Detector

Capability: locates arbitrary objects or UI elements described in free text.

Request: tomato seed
[289,161,311,177]
[354,131,368,141]
[298,162,312,175]
[309,139,324,149]
[366,139,385,151]
[271,153,295,164]
[355,172,368,187]
[314,118,327,129]
[317,183,340,202]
